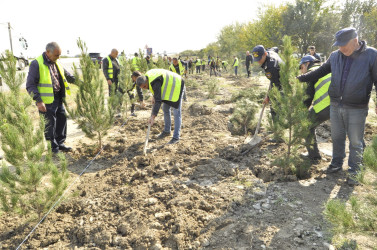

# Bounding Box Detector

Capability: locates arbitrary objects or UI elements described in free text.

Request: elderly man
[26,42,75,153]
[136,69,185,144]
[102,49,121,96]
[298,28,377,185]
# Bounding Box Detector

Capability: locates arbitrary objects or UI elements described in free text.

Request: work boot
[325,164,342,174]
[346,172,360,186]
[59,144,72,152]
[130,112,137,117]
[167,138,179,145]
[156,131,171,140]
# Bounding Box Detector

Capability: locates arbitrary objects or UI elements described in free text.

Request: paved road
[0,58,80,92]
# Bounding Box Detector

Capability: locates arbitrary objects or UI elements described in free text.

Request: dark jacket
[102,55,120,81]
[128,83,144,101]
[303,62,321,108]
[246,54,253,67]
[26,53,75,103]
[261,51,283,90]
[298,41,377,109]
[148,76,185,116]
[305,52,321,61]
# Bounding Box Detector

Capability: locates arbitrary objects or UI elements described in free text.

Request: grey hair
[46,42,60,53]
[136,76,147,87]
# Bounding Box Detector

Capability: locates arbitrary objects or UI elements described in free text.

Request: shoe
[59,144,72,152]
[347,173,360,186]
[325,164,342,174]
[156,131,171,140]
[52,148,59,154]
[130,112,137,117]
[167,138,179,144]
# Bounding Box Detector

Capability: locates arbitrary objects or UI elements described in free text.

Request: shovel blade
[246,135,262,147]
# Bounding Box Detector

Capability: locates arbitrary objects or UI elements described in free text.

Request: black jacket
[261,51,283,90]
[26,53,75,103]
[246,54,253,67]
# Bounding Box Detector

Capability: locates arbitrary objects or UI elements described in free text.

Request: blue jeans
[234,66,238,76]
[162,97,182,140]
[330,105,368,173]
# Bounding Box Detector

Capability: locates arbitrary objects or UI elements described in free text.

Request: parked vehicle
[89,52,102,68]
[0,22,29,70]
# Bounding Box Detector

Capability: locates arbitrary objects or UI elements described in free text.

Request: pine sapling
[229,98,258,135]
[67,38,115,149]
[268,36,312,177]
[0,51,68,219]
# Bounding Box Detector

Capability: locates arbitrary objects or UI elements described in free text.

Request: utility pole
[8,22,13,53]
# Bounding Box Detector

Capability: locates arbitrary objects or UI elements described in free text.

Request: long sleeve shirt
[102,55,120,81]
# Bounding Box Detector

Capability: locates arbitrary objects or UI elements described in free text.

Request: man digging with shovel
[136,69,185,150]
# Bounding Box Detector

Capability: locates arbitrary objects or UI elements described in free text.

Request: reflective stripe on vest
[36,55,70,104]
[146,69,182,102]
[234,58,239,67]
[169,61,185,76]
[107,56,113,79]
[132,57,140,70]
[196,59,201,66]
[310,66,331,113]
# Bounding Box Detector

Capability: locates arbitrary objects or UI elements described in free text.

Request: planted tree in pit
[229,98,258,135]
[268,35,312,177]
[112,53,132,118]
[0,51,68,219]
[68,38,115,149]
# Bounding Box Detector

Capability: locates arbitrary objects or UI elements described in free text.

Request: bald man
[103,49,121,95]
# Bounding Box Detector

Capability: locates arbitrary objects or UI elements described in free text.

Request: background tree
[68,38,115,149]
[268,36,312,177]
[0,51,68,219]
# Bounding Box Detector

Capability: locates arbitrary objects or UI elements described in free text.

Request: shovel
[244,102,266,147]
[143,123,151,155]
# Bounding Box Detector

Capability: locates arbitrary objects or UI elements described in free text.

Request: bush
[229,99,258,135]
[207,77,219,98]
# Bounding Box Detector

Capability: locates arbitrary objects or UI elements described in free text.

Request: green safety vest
[310,66,331,113]
[36,55,70,104]
[132,57,140,71]
[146,69,182,102]
[202,60,206,66]
[234,58,239,67]
[196,59,201,66]
[169,61,185,76]
[222,61,228,66]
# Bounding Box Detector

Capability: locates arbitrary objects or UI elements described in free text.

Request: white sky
[0,0,289,57]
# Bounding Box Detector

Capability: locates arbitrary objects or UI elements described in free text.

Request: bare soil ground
[1,72,377,249]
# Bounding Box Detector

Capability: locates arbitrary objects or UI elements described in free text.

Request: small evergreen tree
[229,98,258,135]
[113,53,132,118]
[67,38,115,149]
[207,77,219,98]
[0,50,68,219]
[268,36,312,177]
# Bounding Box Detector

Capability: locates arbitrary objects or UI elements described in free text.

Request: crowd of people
[24,27,377,186]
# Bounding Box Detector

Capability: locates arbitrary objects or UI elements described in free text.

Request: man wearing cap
[297,27,377,185]
[306,46,321,61]
[299,55,331,162]
[136,69,185,145]
[252,45,283,121]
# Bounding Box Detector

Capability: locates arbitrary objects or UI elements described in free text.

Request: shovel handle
[143,123,151,155]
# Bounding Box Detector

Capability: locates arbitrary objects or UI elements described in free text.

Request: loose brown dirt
[1,73,377,249]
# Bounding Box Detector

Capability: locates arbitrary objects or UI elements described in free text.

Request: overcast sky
[1,0,289,57]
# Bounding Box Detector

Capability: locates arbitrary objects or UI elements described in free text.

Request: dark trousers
[108,79,124,96]
[305,106,330,158]
[196,65,201,73]
[246,66,251,77]
[40,93,67,150]
[210,67,217,77]
[127,92,136,113]
[234,66,238,76]
[202,65,205,71]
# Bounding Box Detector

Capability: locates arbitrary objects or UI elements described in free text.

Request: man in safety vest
[103,49,121,96]
[26,42,75,153]
[132,52,140,72]
[128,71,145,116]
[299,55,330,162]
[201,59,206,71]
[136,69,185,144]
[232,55,239,76]
[169,57,187,101]
[195,58,201,74]
[222,60,228,72]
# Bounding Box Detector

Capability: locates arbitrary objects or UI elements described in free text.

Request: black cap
[252,45,266,62]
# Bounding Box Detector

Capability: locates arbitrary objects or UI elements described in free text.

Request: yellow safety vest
[132,57,140,71]
[202,60,206,66]
[169,61,185,76]
[310,66,331,113]
[107,56,114,79]
[196,59,201,66]
[222,61,228,66]
[36,55,70,104]
[145,69,182,102]
[234,58,239,67]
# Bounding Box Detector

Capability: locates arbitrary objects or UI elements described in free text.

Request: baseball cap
[333,28,358,46]
[252,45,266,62]
[299,55,316,69]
